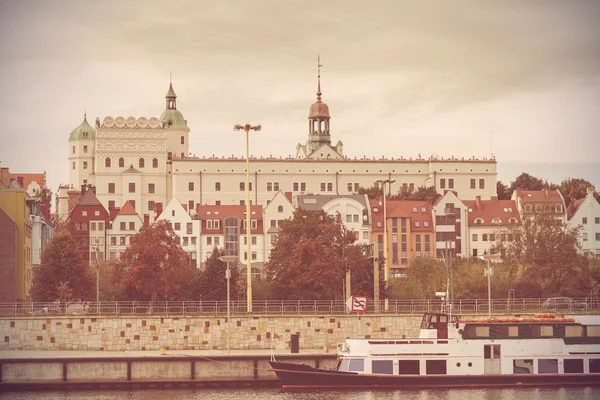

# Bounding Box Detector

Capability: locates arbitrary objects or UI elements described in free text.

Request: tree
[559,177,598,209]
[509,172,545,192]
[358,185,383,200]
[497,181,511,200]
[31,231,94,302]
[265,209,377,300]
[194,247,241,301]
[111,220,196,301]
[496,211,591,296]
[393,186,440,204]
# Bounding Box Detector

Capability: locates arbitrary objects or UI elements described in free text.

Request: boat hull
[269,361,600,390]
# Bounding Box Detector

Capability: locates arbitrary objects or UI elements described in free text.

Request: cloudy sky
[1,0,599,192]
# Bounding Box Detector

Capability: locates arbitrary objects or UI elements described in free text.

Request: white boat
[270,312,600,390]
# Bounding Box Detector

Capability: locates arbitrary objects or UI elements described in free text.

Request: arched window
[105,157,111,168]
[278,205,283,213]
[119,157,124,168]
[139,158,145,168]
[475,218,484,225]
[492,218,501,224]
[152,158,158,168]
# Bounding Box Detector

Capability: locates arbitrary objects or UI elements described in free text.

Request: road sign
[346,296,368,312]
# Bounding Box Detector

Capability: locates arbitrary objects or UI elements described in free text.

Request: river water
[1,387,599,400]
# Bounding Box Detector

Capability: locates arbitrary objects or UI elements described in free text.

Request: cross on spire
[316,54,323,102]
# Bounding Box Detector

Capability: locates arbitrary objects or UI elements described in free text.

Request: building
[107,201,143,261]
[66,185,110,264]
[60,70,499,222]
[463,197,520,258]
[432,191,469,259]
[567,187,600,257]
[512,189,567,223]
[155,198,201,267]
[9,172,46,197]
[263,191,295,261]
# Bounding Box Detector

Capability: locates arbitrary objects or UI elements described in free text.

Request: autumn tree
[496,211,591,296]
[497,181,511,200]
[31,231,94,302]
[194,247,241,301]
[111,220,196,301]
[509,172,546,192]
[358,185,383,200]
[265,209,380,300]
[559,177,599,208]
[393,186,440,204]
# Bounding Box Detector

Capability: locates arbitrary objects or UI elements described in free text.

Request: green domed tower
[68,113,96,188]
[160,81,190,160]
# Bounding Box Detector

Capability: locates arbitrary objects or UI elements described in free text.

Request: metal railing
[0,297,598,317]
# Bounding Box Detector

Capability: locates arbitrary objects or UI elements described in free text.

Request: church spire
[316,54,322,103]
[166,75,177,110]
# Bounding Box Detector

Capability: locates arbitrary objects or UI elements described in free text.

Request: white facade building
[432,191,469,258]
[156,198,201,267]
[106,201,143,260]
[567,187,600,257]
[263,191,295,261]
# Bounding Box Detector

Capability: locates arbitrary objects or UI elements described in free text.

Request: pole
[373,242,380,313]
[245,127,252,313]
[226,261,231,354]
[94,247,99,310]
[487,260,492,318]
[382,182,388,311]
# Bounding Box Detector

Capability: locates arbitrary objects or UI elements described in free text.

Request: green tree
[30,231,94,302]
[509,172,545,192]
[195,247,241,301]
[559,177,598,208]
[393,185,440,204]
[265,209,376,300]
[358,185,383,200]
[111,220,196,301]
[497,181,511,200]
[497,211,591,296]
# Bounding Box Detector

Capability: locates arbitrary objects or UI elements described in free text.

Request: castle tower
[308,55,331,151]
[160,79,190,160]
[68,113,96,188]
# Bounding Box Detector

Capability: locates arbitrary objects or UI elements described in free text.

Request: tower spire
[84,106,86,119]
[316,55,322,103]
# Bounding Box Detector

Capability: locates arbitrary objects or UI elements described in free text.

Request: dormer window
[492,218,501,224]
[525,205,532,212]
[412,207,417,213]
[555,205,562,213]
[475,218,484,225]
[83,132,88,138]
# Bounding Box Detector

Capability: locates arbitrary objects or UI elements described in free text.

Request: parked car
[542,297,587,310]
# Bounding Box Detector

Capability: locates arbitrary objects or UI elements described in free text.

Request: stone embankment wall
[0,315,422,351]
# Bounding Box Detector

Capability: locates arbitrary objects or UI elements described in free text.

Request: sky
[0,0,599,193]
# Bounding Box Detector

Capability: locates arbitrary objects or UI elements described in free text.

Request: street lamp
[219,256,236,354]
[480,254,501,317]
[93,247,100,308]
[374,178,395,311]
[233,123,261,313]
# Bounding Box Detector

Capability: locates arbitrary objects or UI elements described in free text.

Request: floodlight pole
[374,178,395,311]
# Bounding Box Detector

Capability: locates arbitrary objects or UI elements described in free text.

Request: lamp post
[480,254,500,317]
[233,123,261,313]
[93,247,99,309]
[374,178,395,311]
[219,256,235,354]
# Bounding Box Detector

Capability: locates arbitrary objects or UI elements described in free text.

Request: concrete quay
[0,349,337,391]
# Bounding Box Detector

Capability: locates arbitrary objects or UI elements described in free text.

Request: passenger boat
[269,312,600,390]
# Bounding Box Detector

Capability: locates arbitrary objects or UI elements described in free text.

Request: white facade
[156,198,201,267]
[107,202,143,260]
[567,188,600,257]
[263,191,295,261]
[432,191,469,258]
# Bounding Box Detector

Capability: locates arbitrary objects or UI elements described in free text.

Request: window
[278,205,284,213]
[479,179,485,189]
[354,183,360,192]
[207,220,213,229]
[274,182,279,191]
[472,234,478,242]
[252,251,257,260]
[448,179,454,189]
[72,161,75,170]
[583,217,588,224]
[470,178,476,189]
[83,161,88,169]
[90,222,96,231]
[214,220,220,229]
[347,183,353,192]
[182,237,188,246]
[596,233,600,241]
[207,237,212,245]
[148,183,155,194]
[301,182,306,191]
[215,182,221,191]
[596,217,600,224]
[267,182,273,191]
[98,222,104,231]
[415,221,420,227]
[513,359,533,374]
[129,183,135,193]
[270,220,277,228]
[472,249,478,257]
[426,360,447,375]
[293,182,299,191]
[105,157,111,167]
[83,145,88,153]
[483,234,488,241]
[111,237,117,246]
[439,179,445,189]
[583,233,588,241]
[251,220,257,229]
[213,237,219,246]
[372,360,393,375]
[239,182,245,191]
[108,183,115,194]
[119,157,124,168]
[108,200,115,210]
[174,223,181,231]
[398,360,420,375]
[565,325,583,337]
[72,145,76,154]
[120,222,126,230]
[215,200,221,205]
[320,183,326,192]
[252,236,257,245]
[172,210,175,217]
[191,237,196,245]
[120,237,126,246]
[181,136,185,144]
[82,210,87,216]
[186,222,193,234]
[590,359,600,373]
[564,359,584,374]
[148,201,155,210]
[348,359,364,372]
[137,158,144,168]
[556,205,562,212]
[424,221,429,227]
[153,158,158,168]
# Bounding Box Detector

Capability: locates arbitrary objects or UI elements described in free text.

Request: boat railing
[1,297,597,317]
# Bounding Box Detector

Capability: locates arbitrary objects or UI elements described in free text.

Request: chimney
[0,167,10,186]
[545,188,550,197]
[144,214,150,226]
[476,196,481,211]
[588,186,595,193]
[81,184,87,194]
[91,185,96,195]
[154,203,163,219]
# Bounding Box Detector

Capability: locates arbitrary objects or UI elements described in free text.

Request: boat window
[532,325,553,337]
[587,325,600,337]
[565,325,583,337]
[372,360,393,375]
[513,359,533,374]
[348,359,365,372]
[508,326,519,337]
[496,325,518,338]
[589,359,600,373]
[538,359,558,373]
[339,359,350,371]
[475,326,490,337]
[564,359,584,374]
[484,344,501,359]
[426,360,447,375]
[398,360,420,375]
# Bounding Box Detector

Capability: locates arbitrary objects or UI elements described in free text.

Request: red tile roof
[387,200,433,232]
[462,198,520,226]
[196,205,263,234]
[370,199,400,233]
[117,201,138,216]
[514,189,562,204]
[9,173,45,191]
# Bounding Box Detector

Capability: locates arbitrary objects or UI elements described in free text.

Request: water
[1,387,599,400]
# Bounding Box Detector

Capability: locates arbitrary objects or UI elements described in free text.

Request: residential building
[463,197,520,258]
[155,198,201,267]
[106,201,142,261]
[9,172,46,197]
[263,191,295,261]
[432,191,469,259]
[567,187,600,257]
[512,189,567,223]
